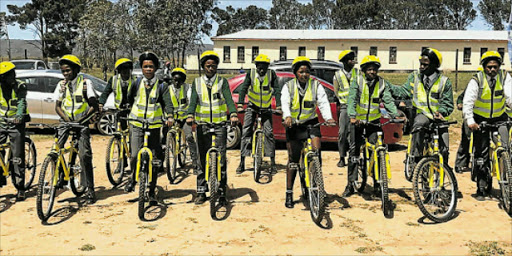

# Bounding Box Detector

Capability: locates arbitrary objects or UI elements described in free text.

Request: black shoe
[0,175,6,187]
[455,167,464,174]
[373,185,382,197]
[86,191,96,204]
[337,158,346,168]
[236,163,245,174]
[475,191,485,201]
[16,190,26,202]
[285,192,294,208]
[342,185,355,197]
[149,197,158,206]
[124,181,135,193]
[195,193,207,205]
[219,196,228,206]
[270,165,278,175]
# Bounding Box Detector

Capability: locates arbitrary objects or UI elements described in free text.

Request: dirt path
[0,130,511,255]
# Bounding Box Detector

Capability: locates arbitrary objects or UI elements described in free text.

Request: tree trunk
[181,45,186,68]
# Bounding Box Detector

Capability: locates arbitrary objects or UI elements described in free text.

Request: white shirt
[463,71,512,125]
[171,83,192,102]
[281,79,333,121]
[55,75,96,101]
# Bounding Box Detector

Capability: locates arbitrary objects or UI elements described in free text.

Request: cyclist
[98,58,137,130]
[344,55,399,197]
[236,53,282,175]
[281,56,336,208]
[186,51,238,205]
[389,48,454,172]
[463,51,512,201]
[55,55,99,204]
[0,61,30,201]
[164,67,199,173]
[124,52,174,204]
[334,50,359,168]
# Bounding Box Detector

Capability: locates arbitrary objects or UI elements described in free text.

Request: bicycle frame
[302,136,317,188]
[205,126,222,183]
[251,116,265,157]
[470,126,507,182]
[50,133,79,186]
[364,130,391,182]
[168,123,185,159]
[0,139,12,177]
[135,131,154,183]
[110,118,131,167]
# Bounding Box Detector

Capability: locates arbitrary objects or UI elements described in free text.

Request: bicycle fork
[303,138,314,188]
[251,117,264,157]
[205,130,221,182]
[431,134,445,189]
[136,132,154,183]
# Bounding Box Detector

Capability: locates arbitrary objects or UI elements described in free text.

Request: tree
[302,0,336,29]
[332,0,393,29]
[442,0,477,30]
[269,0,306,29]
[479,0,512,30]
[213,5,269,36]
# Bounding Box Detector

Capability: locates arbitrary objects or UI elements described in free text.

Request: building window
[498,48,505,59]
[463,47,471,64]
[389,47,397,64]
[237,46,245,63]
[299,46,306,56]
[223,46,230,63]
[350,46,358,62]
[252,46,259,62]
[317,46,325,60]
[280,46,287,61]
[480,47,488,57]
[370,46,377,56]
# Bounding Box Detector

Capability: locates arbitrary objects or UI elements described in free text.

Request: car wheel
[97,111,116,135]
[226,124,241,149]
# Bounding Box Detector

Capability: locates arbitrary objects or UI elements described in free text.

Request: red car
[226,72,403,149]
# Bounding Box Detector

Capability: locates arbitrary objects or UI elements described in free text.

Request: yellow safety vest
[287,78,318,124]
[129,79,164,129]
[169,83,189,120]
[112,74,135,109]
[61,75,89,121]
[247,69,273,108]
[194,76,228,124]
[355,75,384,122]
[473,70,506,118]
[334,68,358,105]
[412,71,448,120]
[0,80,23,118]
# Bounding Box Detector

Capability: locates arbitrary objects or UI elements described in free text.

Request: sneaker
[285,192,294,208]
[270,165,278,175]
[15,190,26,202]
[236,163,245,174]
[337,158,346,168]
[0,175,6,187]
[475,190,485,201]
[86,191,96,204]
[195,193,207,205]
[342,185,355,197]
[124,181,135,193]
[219,196,228,206]
[455,167,464,174]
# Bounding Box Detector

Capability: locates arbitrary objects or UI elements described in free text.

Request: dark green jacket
[347,74,398,118]
[187,76,237,117]
[237,69,281,107]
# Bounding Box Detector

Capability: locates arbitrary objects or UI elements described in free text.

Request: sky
[0,0,491,43]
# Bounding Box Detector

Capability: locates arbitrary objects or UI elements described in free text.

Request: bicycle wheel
[165,131,177,183]
[105,136,124,186]
[36,155,57,221]
[404,152,414,182]
[177,132,187,168]
[69,151,86,196]
[378,151,391,218]
[253,132,263,183]
[209,152,219,219]
[353,153,367,193]
[413,156,458,222]
[297,162,309,208]
[22,136,37,190]
[308,156,326,224]
[498,152,512,215]
[138,161,148,221]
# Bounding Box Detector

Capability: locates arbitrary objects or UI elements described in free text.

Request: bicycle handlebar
[479,121,512,129]
[360,118,404,127]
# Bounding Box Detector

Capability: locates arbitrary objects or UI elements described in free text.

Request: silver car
[11,59,49,70]
[15,70,116,134]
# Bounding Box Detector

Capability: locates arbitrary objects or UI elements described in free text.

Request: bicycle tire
[105,136,124,186]
[498,151,512,216]
[138,163,148,221]
[404,152,414,182]
[69,151,86,197]
[177,132,187,167]
[308,156,326,224]
[209,152,219,219]
[298,162,309,209]
[353,153,367,193]
[379,150,391,218]
[253,132,263,183]
[36,155,57,221]
[413,156,458,222]
[22,136,37,190]
[165,131,177,183]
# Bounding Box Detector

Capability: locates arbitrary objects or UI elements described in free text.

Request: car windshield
[12,62,35,70]
[82,73,106,92]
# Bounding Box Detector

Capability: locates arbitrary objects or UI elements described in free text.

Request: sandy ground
[0,128,511,256]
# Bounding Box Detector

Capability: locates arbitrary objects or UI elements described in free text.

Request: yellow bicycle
[165,120,188,183]
[105,109,131,186]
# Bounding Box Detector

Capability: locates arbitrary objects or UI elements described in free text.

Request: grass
[466,241,509,256]
[78,244,96,251]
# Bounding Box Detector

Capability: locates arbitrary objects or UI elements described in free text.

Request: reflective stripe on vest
[412,71,447,120]
[355,75,384,122]
[194,76,228,124]
[169,83,189,120]
[287,78,318,124]
[129,79,163,129]
[474,70,506,118]
[112,74,134,109]
[0,81,20,118]
[247,69,272,108]
[334,68,358,104]
[62,75,89,121]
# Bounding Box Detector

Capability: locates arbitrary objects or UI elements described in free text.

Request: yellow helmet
[254,54,270,64]
[0,61,16,75]
[481,51,502,65]
[360,55,381,69]
[420,48,443,67]
[115,58,133,70]
[200,51,220,67]
[291,56,312,71]
[338,50,355,62]
[59,54,81,68]
[171,67,187,77]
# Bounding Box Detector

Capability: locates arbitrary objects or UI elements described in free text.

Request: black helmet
[139,51,160,69]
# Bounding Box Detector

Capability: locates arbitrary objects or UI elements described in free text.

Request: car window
[19,77,47,92]
[47,77,61,93]
[277,76,293,91]
[321,84,337,103]
[12,62,34,70]
[37,62,46,70]
[82,74,106,92]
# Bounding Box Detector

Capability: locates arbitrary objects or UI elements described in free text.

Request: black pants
[411,114,449,161]
[240,107,275,157]
[196,124,227,194]
[0,124,25,190]
[347,121,381,184]
[130,125,162,195]
[337,105,349,158]
[58,125,94,191]
[455,120,471,168]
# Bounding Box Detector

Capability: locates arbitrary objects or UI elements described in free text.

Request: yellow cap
[419,48,443,66]
[115,58,133,70]
[338,50,354,62]
[59,54,81,67]
[0,61,16,75]
[481,51,502,65]
[200,51,220,65]
[171,67,187,77]
[360,55,381,68]
[254,54,270,64]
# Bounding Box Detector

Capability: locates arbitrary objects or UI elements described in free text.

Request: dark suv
[269,59,344,84]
